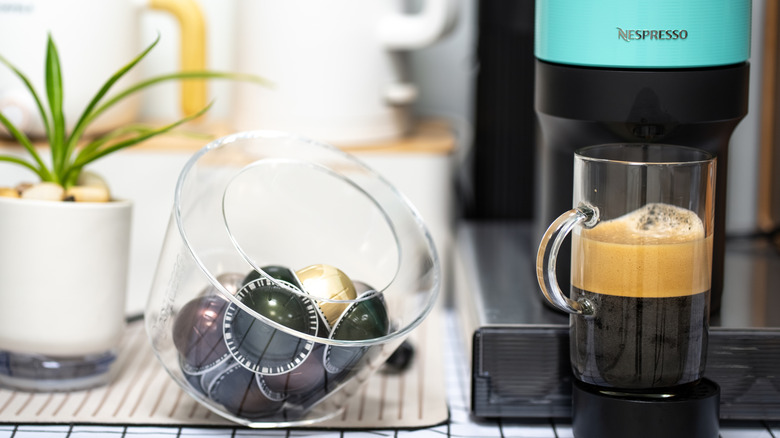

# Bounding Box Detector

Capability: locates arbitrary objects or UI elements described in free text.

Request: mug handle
[376,0,459,106]
[536,204,598,315]
[149,0,206,117]
[377,0,460,50]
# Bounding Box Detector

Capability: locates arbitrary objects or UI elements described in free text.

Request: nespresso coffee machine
[534,0,751,313]
[532,0,752,424]
[455,0,780,432]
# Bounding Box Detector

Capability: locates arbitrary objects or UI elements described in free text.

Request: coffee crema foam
[572,203,712,298]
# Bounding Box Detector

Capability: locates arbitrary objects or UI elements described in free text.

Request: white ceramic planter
[0,197,132,391]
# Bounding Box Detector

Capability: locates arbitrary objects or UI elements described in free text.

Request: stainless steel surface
[454,222,567,328]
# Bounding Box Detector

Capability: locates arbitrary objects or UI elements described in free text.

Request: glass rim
[171,129,441,347]
[575,143,715,166]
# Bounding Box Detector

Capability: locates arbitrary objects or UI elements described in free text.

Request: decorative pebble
[77,170,109,190]
[14,182,32,193]
[20,182,64,201]
[64,185,110,202]
[0,187,19,198]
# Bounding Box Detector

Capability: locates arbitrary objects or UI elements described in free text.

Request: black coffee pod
[382,341,415,374]
[224,276,319,375]
[242,265,304,290]
[323,292,389,375]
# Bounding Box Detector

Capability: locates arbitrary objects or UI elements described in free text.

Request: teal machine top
[535,0,752,68]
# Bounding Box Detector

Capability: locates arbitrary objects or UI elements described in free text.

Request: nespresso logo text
[617,27,688,42]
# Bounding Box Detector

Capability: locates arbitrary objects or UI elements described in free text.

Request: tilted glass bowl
[144,131,440,427]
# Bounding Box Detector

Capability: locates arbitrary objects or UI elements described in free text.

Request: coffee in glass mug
[537,144,716,393]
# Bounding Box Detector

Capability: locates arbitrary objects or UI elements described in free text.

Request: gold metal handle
[149,0,207,117]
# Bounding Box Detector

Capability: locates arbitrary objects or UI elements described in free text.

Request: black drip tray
[454,221,780,420]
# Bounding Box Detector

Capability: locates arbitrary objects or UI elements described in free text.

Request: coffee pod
[254,372,288,402]
[323,291,389,375]
[223,276,319,375]
[208,361,284,419]
[259,343,330,399]
[296,264,357,328]
[195,273,247,298]
[215,272,248,296]
[182,362,207,395]
[353,280,377,296]
[383,340,415,374]
[243,265,304,290]
[172,296,231,374]
[181,353,237,396]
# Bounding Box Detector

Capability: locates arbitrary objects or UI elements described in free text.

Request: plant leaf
[45,34,66,180]
[63,34,161,165]
[66,102,214,183]
[0,32,270,188]
[0,154,46,179]
[0,111,51,181]
[85,71,271,128]
[73,123,155,164]
[0,53,53,141]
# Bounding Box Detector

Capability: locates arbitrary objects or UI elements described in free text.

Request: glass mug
[536,144,716,393]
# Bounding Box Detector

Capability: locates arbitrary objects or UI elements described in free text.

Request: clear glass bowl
[144,131,441,427]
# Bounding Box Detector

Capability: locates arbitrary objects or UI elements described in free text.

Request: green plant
[0,34,268,189]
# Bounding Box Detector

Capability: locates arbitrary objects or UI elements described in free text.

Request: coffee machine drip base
[572,379,720,438]
[454,221,780,420]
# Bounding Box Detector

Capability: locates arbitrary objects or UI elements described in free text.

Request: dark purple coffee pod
[259,307,332,398]
[180,354,235,396]
[260,343,329,398]
[182,367,206,395]
[199,356,240,395]
[254,372,287,402]
[172,296,231,374]
[208,361,284,419]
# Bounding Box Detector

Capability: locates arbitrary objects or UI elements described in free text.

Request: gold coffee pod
[296,264,357,327]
